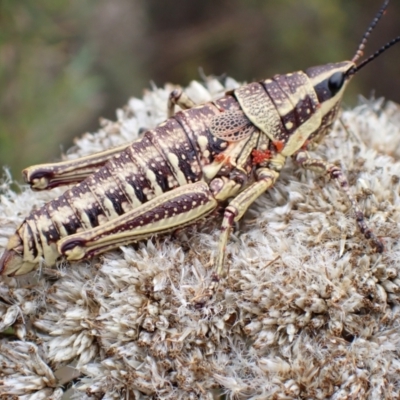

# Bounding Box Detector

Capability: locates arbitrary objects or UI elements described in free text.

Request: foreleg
[294,151,383,252]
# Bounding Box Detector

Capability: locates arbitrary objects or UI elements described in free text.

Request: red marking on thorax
[252,149,272,165]
[215,153,232,166]
[215,153,226,163]
[272,140,285,153]
[301,140,311,150]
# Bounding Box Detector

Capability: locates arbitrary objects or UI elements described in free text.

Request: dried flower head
[0,77,400,400]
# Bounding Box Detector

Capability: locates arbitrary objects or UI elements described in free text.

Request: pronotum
[0,1,399,292]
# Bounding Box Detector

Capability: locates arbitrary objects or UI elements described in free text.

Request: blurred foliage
[0,1,103,179]
[0,0,399,180]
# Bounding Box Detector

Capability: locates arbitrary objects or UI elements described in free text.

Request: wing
[210,110,257,142]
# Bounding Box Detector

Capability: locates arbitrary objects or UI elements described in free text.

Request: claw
[0,249,36,276]
[0,234,37,276]
[1,250,20,276]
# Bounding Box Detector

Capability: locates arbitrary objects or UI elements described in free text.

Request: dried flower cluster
[0,77,400,400]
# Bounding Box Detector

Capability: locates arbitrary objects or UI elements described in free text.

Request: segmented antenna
[351,0,390,63]
[350,35,400,75]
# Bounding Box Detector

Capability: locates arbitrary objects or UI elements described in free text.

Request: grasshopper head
[306,61,354,122]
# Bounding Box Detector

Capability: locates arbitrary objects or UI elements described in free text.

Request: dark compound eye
[328,72,345,96]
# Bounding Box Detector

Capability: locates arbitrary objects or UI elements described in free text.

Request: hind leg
[23,143,130,190]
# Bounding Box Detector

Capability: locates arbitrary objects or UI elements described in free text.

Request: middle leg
[167,89,196,118]
[196,168,279,302]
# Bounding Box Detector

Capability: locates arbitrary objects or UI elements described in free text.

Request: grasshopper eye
[328,71,345,95]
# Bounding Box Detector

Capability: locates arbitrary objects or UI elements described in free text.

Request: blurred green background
[1,0,399,181]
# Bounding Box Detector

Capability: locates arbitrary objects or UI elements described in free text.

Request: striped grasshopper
[1,1,398,297]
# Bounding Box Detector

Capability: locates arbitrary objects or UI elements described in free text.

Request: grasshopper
[0,1,398,287]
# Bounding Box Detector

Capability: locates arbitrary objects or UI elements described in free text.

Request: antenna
[350,35,400,75]
[351,0,390,63]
